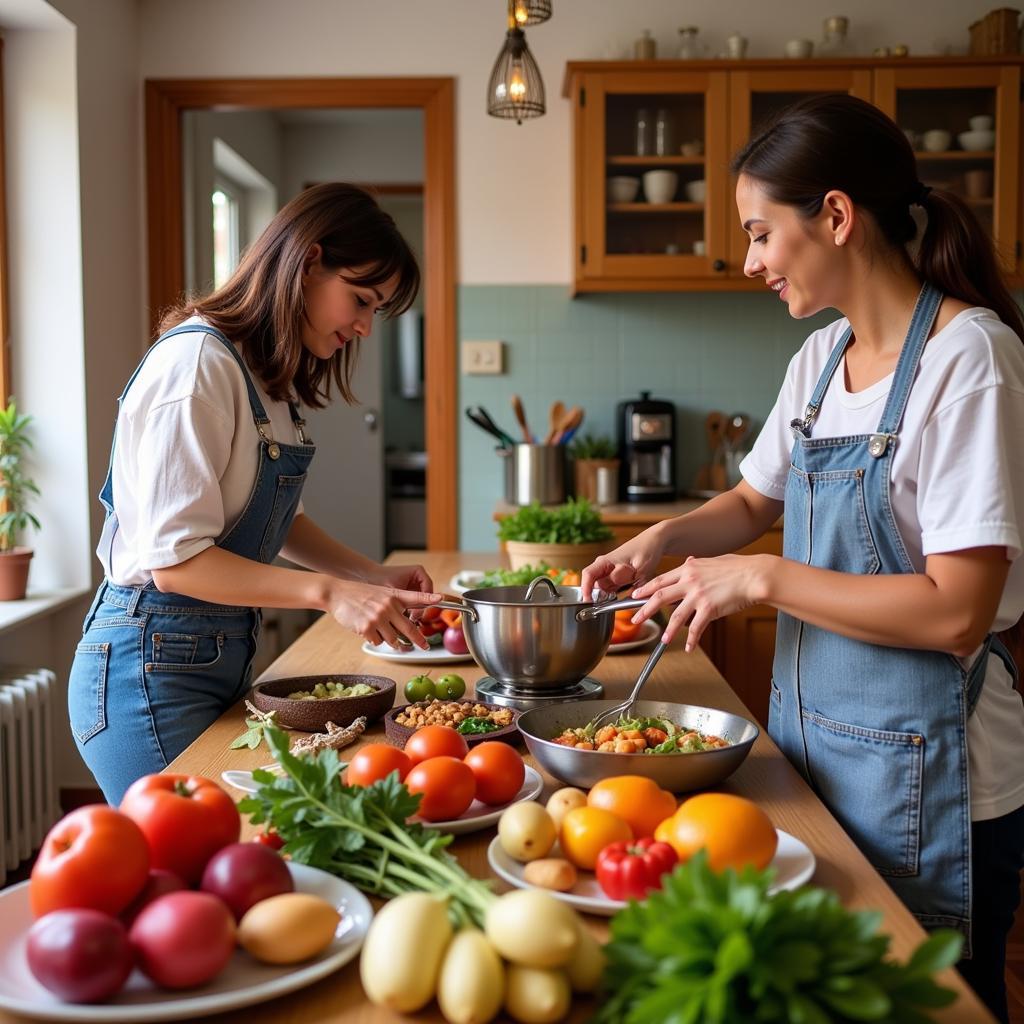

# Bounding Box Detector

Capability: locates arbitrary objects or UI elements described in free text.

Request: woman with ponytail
[581,94,1024,1021]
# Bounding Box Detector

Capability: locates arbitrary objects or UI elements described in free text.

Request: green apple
[434,673,466,700]
[404,673,436,703]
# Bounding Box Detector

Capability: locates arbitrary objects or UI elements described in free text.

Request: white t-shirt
[741,307,1024,821]
[98,317,306,585]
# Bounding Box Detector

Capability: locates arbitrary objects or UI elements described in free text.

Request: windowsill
[0,587,91,637]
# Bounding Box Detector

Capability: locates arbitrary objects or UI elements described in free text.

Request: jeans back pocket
[69,642,111,743]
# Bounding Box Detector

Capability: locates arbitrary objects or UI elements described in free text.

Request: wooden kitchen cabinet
[564,57,1024,293]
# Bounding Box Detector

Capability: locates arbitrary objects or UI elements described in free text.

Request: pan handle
[575,596,647,621]
[425,599,480,623]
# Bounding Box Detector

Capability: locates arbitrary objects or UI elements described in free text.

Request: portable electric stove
[474,675,604,712]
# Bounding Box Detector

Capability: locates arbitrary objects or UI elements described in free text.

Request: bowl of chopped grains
[385,698,521,748]
[251,674,396,732]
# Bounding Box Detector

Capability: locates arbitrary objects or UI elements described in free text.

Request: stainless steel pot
[433,576,645,690]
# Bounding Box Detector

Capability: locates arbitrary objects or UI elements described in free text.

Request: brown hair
[159,182,420,408]
[730,93,1024,342]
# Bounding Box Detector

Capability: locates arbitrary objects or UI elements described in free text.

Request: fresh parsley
[596,851,963,1024]
[456,717,501,735]
[497,497,614,545]
[237,725,494,928]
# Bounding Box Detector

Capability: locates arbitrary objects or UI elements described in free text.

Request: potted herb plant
[0,399,40,601]
[569,433,620,504]
[497,497,615,571]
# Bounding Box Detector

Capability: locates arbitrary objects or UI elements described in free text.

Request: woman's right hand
[325,579,444,650]
[580,525,669,600]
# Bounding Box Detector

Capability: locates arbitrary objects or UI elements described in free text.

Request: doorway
[144,77,457,550]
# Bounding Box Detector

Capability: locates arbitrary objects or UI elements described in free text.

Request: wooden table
[149,553,990,1021]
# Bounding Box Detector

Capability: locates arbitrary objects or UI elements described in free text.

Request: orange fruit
[586,776,676,838]
[559,806,632,870]
[654,793,777,873]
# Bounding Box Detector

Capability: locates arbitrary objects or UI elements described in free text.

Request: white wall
[138,0,996,284]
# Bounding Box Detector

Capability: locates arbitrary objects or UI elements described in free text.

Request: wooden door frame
[144,77,457,550]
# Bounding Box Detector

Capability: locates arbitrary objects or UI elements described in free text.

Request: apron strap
[791,326,853,437]
[964,634,1018,716]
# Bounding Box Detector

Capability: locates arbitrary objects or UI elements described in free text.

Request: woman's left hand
[631,554,772,652]
[366,562,436,596]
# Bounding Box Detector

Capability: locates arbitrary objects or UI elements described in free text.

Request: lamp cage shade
[487,27,546,124]
[512,0,552,26]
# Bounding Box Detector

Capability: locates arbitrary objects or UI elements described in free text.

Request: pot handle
[425,599,480,624]
[575,596,647,621]
[525,575,560,602]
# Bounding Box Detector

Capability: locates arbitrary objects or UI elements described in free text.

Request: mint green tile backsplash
[458,285,838,553]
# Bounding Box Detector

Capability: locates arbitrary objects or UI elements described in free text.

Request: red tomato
[463,742,526,805]
[30,805,150,918]
[252,829,285,850]
[347,744,413,787]
[120,774,240,885]
[129,891,236,989]
[405,757,476,821]
[404,725,469,765]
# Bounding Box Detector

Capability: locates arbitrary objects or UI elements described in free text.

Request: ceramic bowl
[684,178,706,203]
[607,176,639,203]
[957,129,995,152]
[921,129,951,153]
[968,115,994,132]
[642,170,678,204]
[250,674,396,731]
[679,139,704,157]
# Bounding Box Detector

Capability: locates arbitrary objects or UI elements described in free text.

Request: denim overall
[68,324,315,805]
[769,283,1017,953]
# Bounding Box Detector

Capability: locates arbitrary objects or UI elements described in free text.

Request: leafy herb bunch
[0,399,40,552]
[497,497,613,545]
[569,433,618,461]
[238,725,494,928]
[596,852,963,1024]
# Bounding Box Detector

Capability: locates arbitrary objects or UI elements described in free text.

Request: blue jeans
[69,582,259,805]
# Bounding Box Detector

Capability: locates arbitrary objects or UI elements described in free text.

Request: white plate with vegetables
[486,830,816,916]
[360,641,474,665]
[607,620,660,654]
[0,863,371,1022]
[417,766,544,836]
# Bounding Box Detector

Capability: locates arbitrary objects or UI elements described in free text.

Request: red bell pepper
[595,837,678,901]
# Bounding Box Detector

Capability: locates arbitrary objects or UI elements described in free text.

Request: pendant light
[487,0,546,124]
[512,0,552,26]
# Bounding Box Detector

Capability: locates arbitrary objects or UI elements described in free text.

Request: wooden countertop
[59,551,987,1024]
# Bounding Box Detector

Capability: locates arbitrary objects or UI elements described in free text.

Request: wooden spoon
[511,394,533,443]
[544,400,566,445]
[551,405,584,445]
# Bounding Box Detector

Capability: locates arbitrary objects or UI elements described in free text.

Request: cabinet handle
[712,259,726,272]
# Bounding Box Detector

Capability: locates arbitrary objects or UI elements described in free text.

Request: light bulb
[509,60,526,102]
[513,1,529,26]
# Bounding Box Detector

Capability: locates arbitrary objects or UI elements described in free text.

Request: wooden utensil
[511,394,533,443]
[544,400,566,445]
[551,405,584,445]
[695,410,727,490]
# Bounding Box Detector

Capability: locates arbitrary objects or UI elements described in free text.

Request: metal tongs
[584,639,669,733]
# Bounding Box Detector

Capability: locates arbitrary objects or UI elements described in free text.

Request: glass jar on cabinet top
[677,27,707,60]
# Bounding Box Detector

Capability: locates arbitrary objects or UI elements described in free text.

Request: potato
[484,889,579,968]
[498,802,557,862]
[504,965,571,1024]
[545,787,587,831]
[237,892,339,965]
[522,858,578,892]
[565,920,606,993]
[436,927,505,1024]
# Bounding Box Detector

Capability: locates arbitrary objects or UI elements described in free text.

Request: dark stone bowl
[250,674,396,732]
[384,699,522,749]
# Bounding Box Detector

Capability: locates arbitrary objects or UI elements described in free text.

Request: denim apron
[68,324,315,805]
[769,282,1017,953]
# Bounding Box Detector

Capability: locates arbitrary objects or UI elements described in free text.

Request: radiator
[0,668,61,885]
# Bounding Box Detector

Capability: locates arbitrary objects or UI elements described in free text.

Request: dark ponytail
[731,93,1024,342]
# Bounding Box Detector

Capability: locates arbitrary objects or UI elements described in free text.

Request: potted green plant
[497,497,615,571]
[0,399,41,601]
[569,433,620,504]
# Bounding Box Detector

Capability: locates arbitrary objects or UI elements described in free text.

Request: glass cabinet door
[726,69,873,279]
[874,66,1021,275]
[574,70,728,290]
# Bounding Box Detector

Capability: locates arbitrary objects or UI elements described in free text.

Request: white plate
[222,765,543,837]
[607,619,660,654]
[449,571,485,595]
[421,766,543,835]
[487,829,816,916]
[0,863,372,1022]
[360,640,474,665]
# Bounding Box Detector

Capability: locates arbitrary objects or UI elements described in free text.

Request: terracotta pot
[0,547,33,601]
[504,540,612,572]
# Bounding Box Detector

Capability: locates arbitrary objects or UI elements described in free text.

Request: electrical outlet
[461,339,504,375]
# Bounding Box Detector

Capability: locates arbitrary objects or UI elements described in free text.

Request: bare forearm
[661,484,782,558]
[759,553,1005,656]
[279,513,378,580]
[151,546,333,612]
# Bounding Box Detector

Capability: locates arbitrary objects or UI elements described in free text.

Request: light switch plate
[461,339,504,375]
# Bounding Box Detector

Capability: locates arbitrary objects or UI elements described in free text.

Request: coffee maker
[617,391,676,502]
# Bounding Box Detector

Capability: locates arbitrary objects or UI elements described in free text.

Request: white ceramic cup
[692,239,706,256]
[607,176,639,203]
[684,179,707,203]
[642,170,678,204]
[969,114,994,132]
[921,129,951,153]
[679,139,704,157]
[784,38,813,58]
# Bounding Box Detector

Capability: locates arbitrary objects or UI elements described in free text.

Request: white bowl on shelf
[642,170,678,204]
[607,176,639,203]
[968,115,993,132]
[684,179,706,203]
[957,128,995,152]
[921,129,951,153]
